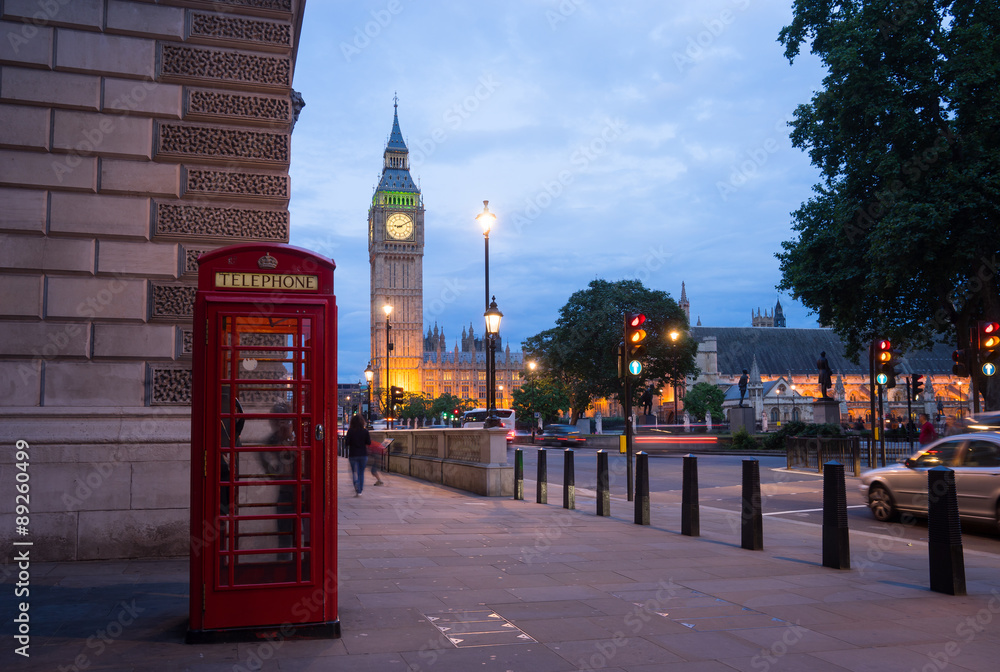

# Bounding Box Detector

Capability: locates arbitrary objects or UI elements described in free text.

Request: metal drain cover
[422,609,536,648]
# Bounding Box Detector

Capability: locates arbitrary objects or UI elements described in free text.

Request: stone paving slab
[3,456,1000,671]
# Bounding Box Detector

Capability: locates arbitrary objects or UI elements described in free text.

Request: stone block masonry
[0,0,309,561]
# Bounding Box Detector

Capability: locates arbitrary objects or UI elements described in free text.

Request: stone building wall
[0,0,308,561]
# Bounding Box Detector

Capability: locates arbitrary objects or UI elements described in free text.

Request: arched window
[770,408,779,422]
[792,408,800,422]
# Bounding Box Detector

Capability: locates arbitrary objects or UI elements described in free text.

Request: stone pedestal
[637,414,656,426]
[813,398,841,425]
[729,406,756,433]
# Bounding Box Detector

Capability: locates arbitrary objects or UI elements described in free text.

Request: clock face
[386,213,413,240]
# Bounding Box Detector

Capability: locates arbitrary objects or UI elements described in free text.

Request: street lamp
[669,330,680,424]
[776,386,782,427]
[497,384,504,408]
[484,296,503,428]
[477,200,497,419]
[383,303,393,429]
[364,362,374,425]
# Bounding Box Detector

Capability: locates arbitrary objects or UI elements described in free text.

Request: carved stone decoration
[185,0,292,14]
[151,366,193,405]
[186,89,292,125]
[185,168,290,201]
[290,89,305,132]
[152,284,197,319]
[190,12,291,48]
[446,435,480,462]
[182,329,194,355]
[184,247,211,274]
[155,202,289,241]
[414,434,438,457]
[157,123,290,165]
[159,44,290,89]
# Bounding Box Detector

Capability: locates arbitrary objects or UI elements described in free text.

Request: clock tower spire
[369,101,424,407]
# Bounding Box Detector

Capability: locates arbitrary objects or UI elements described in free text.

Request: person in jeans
[345,414,371,496]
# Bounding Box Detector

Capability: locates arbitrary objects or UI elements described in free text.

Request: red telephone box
[187,243,339,642]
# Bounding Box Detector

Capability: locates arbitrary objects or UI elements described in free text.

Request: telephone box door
[202,301,330,629]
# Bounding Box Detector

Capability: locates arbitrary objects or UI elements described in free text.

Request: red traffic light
[628,313,646,328]
[982,322,1000,349]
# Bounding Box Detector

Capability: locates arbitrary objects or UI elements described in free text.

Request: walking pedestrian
[369,439,387,486]
[918,413,937,446]
[345,414,370,496]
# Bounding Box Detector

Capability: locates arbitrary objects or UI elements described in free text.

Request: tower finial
[393,92,398,109]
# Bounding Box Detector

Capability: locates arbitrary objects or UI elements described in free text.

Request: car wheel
[868,484,898,522]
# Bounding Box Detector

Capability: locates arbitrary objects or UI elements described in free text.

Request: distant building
[751,299,786,327]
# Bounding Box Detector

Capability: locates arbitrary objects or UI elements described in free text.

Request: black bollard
[928,466,966,595]
[513,448,523,500]
[681,454,699,537]
[822,461,850,569]
[537,449,547,504]
[741,458,763,550]
[563,449,575,510]
[596,450,610,517]
[634,451,649,525]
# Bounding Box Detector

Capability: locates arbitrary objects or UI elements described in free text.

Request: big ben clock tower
[369,100,424,402]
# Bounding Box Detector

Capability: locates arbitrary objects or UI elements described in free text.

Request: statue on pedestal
[640,387,653,416]
[817,351,833,399]
[738,369,748,407]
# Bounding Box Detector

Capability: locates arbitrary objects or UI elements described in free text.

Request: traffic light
[979,321,999,377]
[952,348,969,377]
[624,313,647,375]
[875,339,896,387]
[910,374,924,399]
[390,386,404,408]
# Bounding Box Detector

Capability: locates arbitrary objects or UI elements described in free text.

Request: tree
[777,0,1000,410]
[511,375,571,426]
[430,393,472,423]
[523,279,700,419]
[683,382,725,423]
[397,392,431,423]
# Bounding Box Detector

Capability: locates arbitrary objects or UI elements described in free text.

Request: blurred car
[963,412,1000,432]
[537,424,587,447]
[859,433,1000,532]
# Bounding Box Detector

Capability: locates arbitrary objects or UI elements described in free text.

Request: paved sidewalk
[5,456,1000,671]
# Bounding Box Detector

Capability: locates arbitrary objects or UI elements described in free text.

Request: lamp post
[776,386,782,427]
[477,200,497,421]
[383,303,393,429]
[497,384,504,408]
[669,330,680,424]
[484,296,503,428]
[364,362,374,426]
[791,382,798,422]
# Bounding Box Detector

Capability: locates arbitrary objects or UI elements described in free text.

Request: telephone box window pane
[212,312,318,590]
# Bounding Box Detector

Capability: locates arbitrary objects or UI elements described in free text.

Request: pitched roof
[386,103,407,152]
[690,326,956,377]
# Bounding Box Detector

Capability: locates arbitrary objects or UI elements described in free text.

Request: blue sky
[287,1,829,383]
